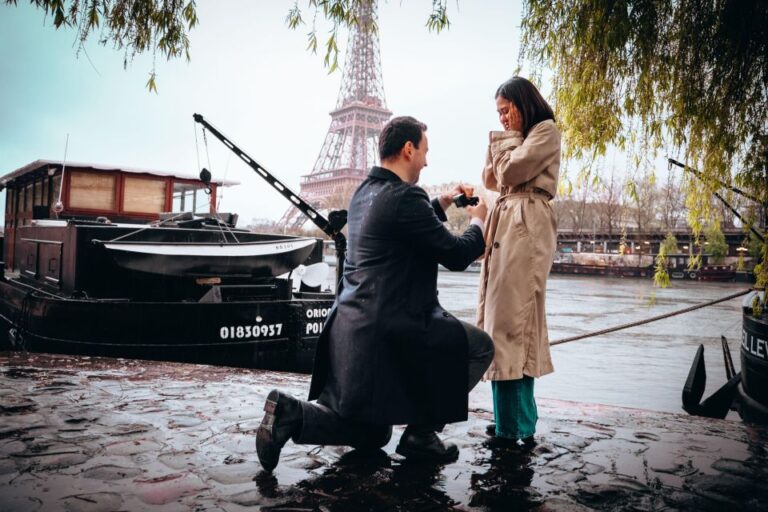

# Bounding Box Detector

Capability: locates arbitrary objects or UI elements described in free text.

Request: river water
[435,272,747,415]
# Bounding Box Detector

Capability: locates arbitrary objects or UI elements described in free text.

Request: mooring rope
[550,288,752,346]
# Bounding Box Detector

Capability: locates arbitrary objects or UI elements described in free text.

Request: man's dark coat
[308,166,485,426]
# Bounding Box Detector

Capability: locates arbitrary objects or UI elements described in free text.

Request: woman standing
[478,76,560,448]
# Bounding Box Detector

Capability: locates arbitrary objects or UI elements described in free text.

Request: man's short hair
[379,116,427,160]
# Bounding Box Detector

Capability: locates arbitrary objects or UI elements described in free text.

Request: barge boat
[0,118,344,373]
[551,251,736,281]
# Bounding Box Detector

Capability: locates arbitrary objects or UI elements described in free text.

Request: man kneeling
[256,116,493,471]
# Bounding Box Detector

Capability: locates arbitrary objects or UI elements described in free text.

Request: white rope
[199,127,239,244]
[54,134,70,217]
[194,121,202,175]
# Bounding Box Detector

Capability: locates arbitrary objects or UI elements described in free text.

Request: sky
[0,1,539,225]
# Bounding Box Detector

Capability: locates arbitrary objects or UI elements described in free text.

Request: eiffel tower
[280,0,392,229]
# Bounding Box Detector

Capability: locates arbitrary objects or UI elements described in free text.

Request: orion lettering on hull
[306,308,332,319]
[305,307,331,335]
[742,329,768,361]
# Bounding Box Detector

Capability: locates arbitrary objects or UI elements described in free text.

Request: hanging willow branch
[5,0,199,92]
[285,0,451,72]
[8,1,451,87]
[519,0,768,287]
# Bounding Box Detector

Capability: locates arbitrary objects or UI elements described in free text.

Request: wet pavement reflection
[2,352,767,511]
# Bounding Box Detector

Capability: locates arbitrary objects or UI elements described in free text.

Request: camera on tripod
[452,193,479,208]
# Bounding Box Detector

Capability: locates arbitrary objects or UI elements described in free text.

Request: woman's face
[496,96,523,132]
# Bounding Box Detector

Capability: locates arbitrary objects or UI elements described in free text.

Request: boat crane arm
[193,113,347,288]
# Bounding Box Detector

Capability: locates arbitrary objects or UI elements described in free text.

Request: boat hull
[551,262,653,278]
[0,278,333,372]
[740,311,768,423]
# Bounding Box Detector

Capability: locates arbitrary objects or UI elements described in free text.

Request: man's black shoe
[256,390,302,472]
[395,431,459,463]
[485,423,496,436]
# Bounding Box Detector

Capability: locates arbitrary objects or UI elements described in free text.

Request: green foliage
[752,295,763,318]
[653,242,669,289]
[660,232,678,255]
[703,222,728,263]
[521,0,767,186]
[286,1,452,72]
[747,233,764,258]
[752,245,766,316]
[425,0,450,33]
[755,241,768,292]
[11,1,453,88]
[7,0,198,91]
[520,0,767,279]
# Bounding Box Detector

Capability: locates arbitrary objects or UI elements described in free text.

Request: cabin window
[51,174,62,206]
[123,176,167,213]
[34,179,44,206]
[24,183,32,213]
[69,171,117,210]
[7,189,14,217]
[21,183,32,213]
[172,182,206,213]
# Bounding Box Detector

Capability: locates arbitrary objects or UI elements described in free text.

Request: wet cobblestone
[1,351,766,511]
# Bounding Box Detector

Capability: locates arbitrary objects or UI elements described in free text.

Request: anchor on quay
[671,158,767,424]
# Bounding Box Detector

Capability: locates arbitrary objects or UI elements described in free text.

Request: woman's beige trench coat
[478,119,561,381]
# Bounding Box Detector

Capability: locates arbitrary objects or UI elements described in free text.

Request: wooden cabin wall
[14,225,67,290]
[4,185,16,268]
[4,169,58,270]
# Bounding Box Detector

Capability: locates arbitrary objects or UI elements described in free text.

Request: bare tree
[552,198,572,230]
[630,173,659,234]
[595,167,625,236]
[569,181,594,233]
[444,205,471,234]
[659,172,685,232]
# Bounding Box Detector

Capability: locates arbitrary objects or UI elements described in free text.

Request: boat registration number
[220,324,283,340]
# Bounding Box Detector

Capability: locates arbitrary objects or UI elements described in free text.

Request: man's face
[410,131,429,181]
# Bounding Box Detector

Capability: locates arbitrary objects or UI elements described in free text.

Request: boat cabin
[1,160,235,270]
[0,160,286,301]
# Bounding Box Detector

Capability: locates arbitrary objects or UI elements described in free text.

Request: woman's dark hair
[495,77,555,136]
[379,116,427,160]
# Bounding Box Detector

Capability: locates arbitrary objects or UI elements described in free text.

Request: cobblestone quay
[1,352,766,511]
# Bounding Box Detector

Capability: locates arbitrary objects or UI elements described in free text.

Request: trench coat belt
[511,186,553,200]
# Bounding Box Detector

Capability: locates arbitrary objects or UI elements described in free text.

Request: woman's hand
[496,96,523,132]
[466,197,488,222]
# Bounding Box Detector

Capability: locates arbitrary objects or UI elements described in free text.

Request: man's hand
[439,183,476,210]
[466,197,488,221]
